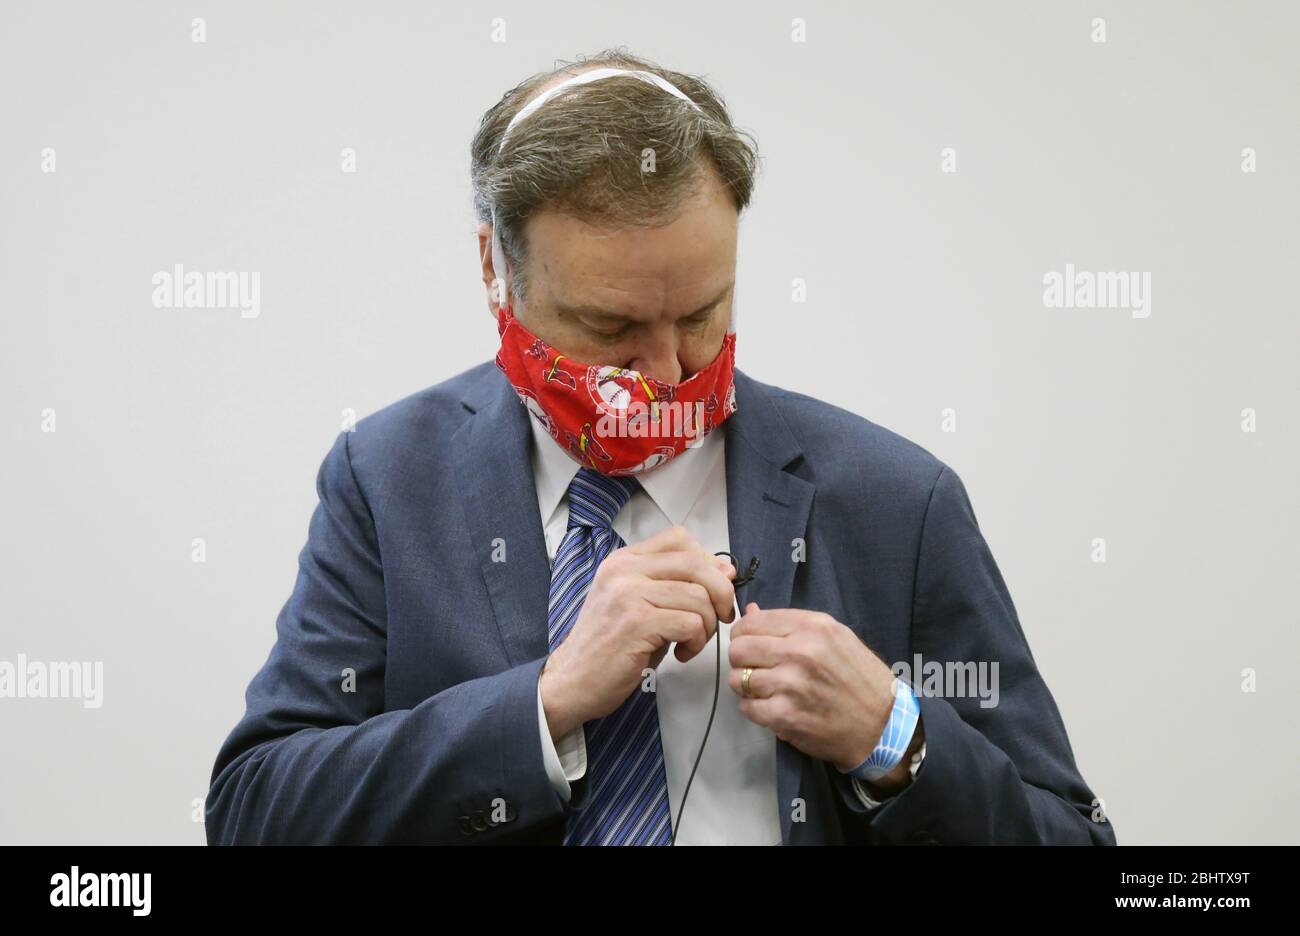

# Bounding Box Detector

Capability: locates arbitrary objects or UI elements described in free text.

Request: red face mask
[494,304,738,476]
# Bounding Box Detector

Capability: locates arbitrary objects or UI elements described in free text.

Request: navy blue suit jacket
[206,362,1116,845]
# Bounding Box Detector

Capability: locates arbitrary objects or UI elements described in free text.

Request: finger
[626,527,735,589]
[644,607,709,657]
[675,638,715,664]
[644,579,717,654]
[634,551,736,623]
[728,634,787,669]
[730,606,803,639]
[728,663,778,699]
[730,601,761,637]
[737,696,781,732]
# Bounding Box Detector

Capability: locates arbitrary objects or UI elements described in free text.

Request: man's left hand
[728,601,922,793]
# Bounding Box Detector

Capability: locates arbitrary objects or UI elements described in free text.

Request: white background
[1,1,1296,843]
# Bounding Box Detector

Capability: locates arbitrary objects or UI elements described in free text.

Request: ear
[477,220,509,318]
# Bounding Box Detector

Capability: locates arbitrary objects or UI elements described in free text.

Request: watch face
[908,742,927,779]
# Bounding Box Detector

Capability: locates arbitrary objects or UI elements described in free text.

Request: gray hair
[470,48,761,303]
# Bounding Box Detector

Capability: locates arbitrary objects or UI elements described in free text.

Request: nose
[627,327,683,383]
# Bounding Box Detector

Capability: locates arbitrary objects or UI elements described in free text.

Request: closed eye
[576,301,719,341]
[681,306,718,330]
[584,321,630,341]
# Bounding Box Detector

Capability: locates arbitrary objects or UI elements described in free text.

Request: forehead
[524,170,738,319]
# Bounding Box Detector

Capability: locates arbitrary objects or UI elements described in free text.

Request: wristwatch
[907,741,926,779]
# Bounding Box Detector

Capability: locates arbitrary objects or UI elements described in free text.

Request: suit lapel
[723,369,816,845]
[451,370,552,667]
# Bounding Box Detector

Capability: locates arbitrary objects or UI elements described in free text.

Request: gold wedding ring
[741,666,754,699]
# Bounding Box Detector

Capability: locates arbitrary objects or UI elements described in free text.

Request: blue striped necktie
[548,467,673,846]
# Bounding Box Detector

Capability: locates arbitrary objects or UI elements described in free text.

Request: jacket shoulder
[332,361,503,494]
[349,360,498,448]
[752,375,951,496]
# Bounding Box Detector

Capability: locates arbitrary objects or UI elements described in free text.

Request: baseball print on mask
[494,303,737,476]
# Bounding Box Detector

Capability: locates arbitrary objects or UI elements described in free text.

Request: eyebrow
[555,282,733,321]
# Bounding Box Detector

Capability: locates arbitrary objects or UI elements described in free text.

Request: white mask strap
[498,67,702,154]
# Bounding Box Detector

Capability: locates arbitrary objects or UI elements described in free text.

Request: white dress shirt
[527,414,888,844]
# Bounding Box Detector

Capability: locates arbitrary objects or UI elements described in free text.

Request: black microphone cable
[669,550,760,845]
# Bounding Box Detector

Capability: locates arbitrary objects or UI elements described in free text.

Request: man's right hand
[539,525,736,742]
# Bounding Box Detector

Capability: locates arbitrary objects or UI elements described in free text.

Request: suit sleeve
[205,431,568,844]
[831,465,1116,844]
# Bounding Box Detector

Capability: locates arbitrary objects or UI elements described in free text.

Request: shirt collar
[527,412,724,528]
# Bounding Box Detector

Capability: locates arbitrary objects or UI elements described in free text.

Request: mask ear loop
[490,207,510,313]
[727,225,739,336]
[670,550,760,845]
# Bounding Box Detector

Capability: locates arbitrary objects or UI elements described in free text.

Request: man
[206,50,1115,845]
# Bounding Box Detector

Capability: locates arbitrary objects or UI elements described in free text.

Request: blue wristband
[849,679,920,782]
